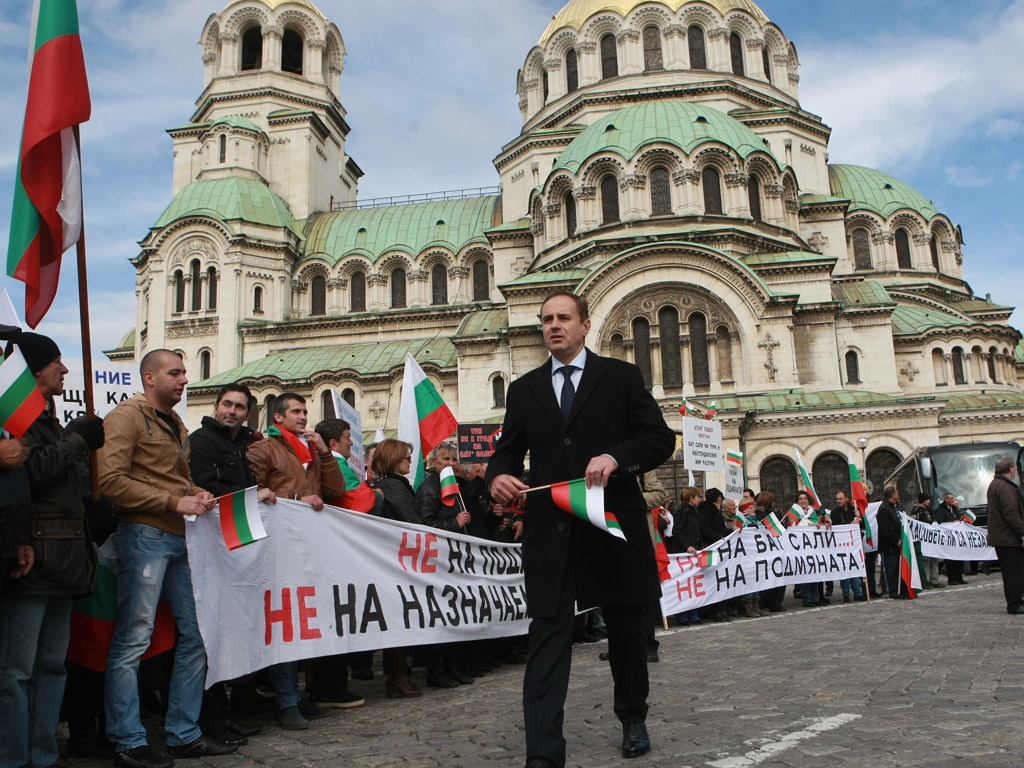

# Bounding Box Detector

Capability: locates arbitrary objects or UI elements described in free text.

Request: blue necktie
[559,365,578,421]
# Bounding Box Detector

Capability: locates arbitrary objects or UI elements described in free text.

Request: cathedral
[115,0,1024,503]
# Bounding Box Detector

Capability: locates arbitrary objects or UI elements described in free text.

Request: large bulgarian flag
[899,511,922,599]
[398,353,457,489]
[67,539,175,671]
[550,478,626,541]
[848,451,872,545]
[218,486,267,551]
[8,0,91,328]
[794,448,820,508]
[0,346,46,437]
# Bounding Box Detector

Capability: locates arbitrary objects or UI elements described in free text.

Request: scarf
[268,425,312,469]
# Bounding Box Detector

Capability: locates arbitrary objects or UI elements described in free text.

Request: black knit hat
[0,324,61,373]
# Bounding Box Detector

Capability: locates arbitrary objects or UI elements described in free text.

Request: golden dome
[538,0,769,47]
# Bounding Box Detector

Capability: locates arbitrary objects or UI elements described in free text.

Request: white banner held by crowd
[331,390,366,480]
[660,524,865,615]
[903,516,996,561]
[186,499,530,687]
[682,416,723,473]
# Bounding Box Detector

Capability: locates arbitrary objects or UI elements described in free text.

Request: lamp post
[857,436,869,497]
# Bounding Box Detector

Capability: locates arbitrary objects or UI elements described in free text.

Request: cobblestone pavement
[68,575,1024,768]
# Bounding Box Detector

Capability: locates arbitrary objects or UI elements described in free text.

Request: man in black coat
[486,292,675,767]
[985,456,1024,614]
[933,492,967,585]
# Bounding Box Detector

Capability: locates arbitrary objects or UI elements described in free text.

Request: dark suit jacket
[485,349,675,618]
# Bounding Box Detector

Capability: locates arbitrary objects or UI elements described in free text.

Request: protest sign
[659,524,865,616]
[457,423,503,463]
[682,416,722,473]
[724,451,744,498]
[186,499,530,687]
[331,390,366,480]
[903,516,996,561]
[59,359,188,427]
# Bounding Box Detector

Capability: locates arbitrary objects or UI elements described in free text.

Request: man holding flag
[486,291,675,767]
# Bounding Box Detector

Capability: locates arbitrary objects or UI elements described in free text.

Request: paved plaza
[70,575,1023,768]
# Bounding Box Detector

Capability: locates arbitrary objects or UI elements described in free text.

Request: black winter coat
[932,502,959,524]
[831,502,859,526]
[877,499,903,555]
[189,417,257,497]
[669,503,702,553]
[376,474,417,525]
[697,500,728,544]
[415,469,463,532]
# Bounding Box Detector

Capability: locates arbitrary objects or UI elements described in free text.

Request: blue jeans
[0,594,71,768]
[104,523,206,751]
[840,577,864,598]
[267,661,300,710]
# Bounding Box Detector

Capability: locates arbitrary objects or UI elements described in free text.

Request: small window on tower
[281,29,303,75]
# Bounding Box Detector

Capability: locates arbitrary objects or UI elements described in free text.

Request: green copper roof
[941,392,1024,413]
[198,338,457,388]
[890,304,970,335]
[832,280,894,309]
[828,164,939,221]
[501,269,591,286]
[554,101,775,174]
[743,251,834,267]
[954,298,1014,314]
[154,177,302,237]
[455,309,508,338]
[211,115,262,133]
[709,389,928,414]
[302,196,499,264]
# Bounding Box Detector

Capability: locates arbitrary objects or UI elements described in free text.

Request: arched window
[492,375,506,408]
[190,259,202,311]
[431,264,448,305]
[253,285,263,313]
[247,400,260,429]
[643,27,663,71]
[659,307,682,387]
[600,175,620,224]
[730,32,745,76]
[852,230,872,270]
[702,167,723,215]
[321,391,335,420]
[930,234,941,271]
[845,350,861,384]
[241,26,263,71]
[650,167,672,215]
[173,270,185,313]
[207,266,217,310]
[263,394,277,428]
[748,175,762,222]
[895,228,913,269]
[689,312,710,386]
[218,134,226,164]
[952,347,966,384]
[970,345,985,383]
[812,452,849,508]
[688,26,707,70]
[932,348,947,385]
[531,197,544,236]
[542,69,549,103]
[565,48,578,93]
[200,350,211,380]
[762,46,772,83]
[342,388,355,407]
[310,275,326,316]
[281,29,303,75]
[716,325,733,381]
[350,272,366,312]
[609,334,625,361]
[759,456,797,505]
[391,267,407,308]
[564,191,577,236]
[632,317,653,389]
[988,347,1000,383]
[867,449,902,503]
[600,34,618,79]
[472,260,489,301]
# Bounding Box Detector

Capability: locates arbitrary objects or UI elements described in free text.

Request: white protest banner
[903,516,996,561]
[682,416,723,473]
[59,359,187,428]
[186,499,529,687]
[331,390,365,480]
[724,451,744,498]
[660,524,865,615]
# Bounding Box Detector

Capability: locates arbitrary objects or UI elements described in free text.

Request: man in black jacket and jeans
[877,486,905,598]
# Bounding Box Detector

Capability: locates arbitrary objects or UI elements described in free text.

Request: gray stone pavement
[68,575,1024,768]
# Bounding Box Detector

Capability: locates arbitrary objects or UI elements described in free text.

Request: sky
[1,0,1022,359]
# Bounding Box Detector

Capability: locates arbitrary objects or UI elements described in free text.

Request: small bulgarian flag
[696,548,718,568]
[439,465,459,507]
[0,346,46,437]
[762,511,784,537]
[726,450,743,466]
[398,354,458,490]
[805,509,820,525]
[733,510,747,529]
[795,448,820,508]
[705,401,718,420]
[785,504,802,526]
[962,509,977,525]
[550,478,625,540]
[218,486,267,551]
[823,509,832,527]
[680,397,696,418]
[899,511,921,598]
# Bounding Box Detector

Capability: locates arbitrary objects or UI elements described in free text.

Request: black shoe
[767,605,785,613]
[350,666,374,681]
[855,595,868,602]
[199,723,248,746]
[622,722,651,758]
[817,597,831,606]
[222,717,261,737]
[114,745,174,768]
[445,668,475,685]
[599,651,611,661]
[426,670,460,688]
[64,732,116,759]
[501,648,529,664]
[646,650,659,663]
[166,735,238,758]
[1008,606,1024,614]
[275,706,308,730]
[311,689,366,708]
[575,630,600,643]
[842,595,852,603]
[525,758,558,768]
[297,699,330,720]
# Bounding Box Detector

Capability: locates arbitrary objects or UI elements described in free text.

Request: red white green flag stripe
[726,450,743,466]
[762,511,784,537]
[398,353,458,489]
[0,346,46,437]
[848,450,869,511]
[733,510,746,529]
[794,448,820,508]
[439,465,459,507]
[218,486,267,551]
[696,548,718,568]
[899,511,921,598]
[705,400,718,420]
[549,478,626,540]
[651,507,671,581]
[962,509,977,525]
[680,397,696,418]
[8,0,91,328]
[785,504,802,526]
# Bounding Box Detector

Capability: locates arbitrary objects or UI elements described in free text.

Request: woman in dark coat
[669,487,703,625]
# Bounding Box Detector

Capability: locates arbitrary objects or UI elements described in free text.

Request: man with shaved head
[98,349,235,768]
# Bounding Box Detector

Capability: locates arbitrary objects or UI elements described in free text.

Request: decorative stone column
[674,168,700,216]
[262,24,282,71]
[725,172,750,218]
[306,38,325,79]
[576,41,598,87]
[616,28,641,75]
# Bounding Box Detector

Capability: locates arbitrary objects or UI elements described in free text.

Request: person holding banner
[486,291,675,767]
[985,456,1024,614]
[877,487,905,599]
[832,491,866,602]
[934,493,967,585]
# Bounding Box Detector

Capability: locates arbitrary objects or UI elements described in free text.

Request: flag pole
[72,125,98,499]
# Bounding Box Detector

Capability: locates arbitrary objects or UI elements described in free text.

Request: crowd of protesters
[1,340,1017,768]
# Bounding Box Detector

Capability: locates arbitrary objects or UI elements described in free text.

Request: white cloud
[986,118,1024,140]
[944,165,994,188]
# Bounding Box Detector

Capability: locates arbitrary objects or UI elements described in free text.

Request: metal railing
[331,186,500,211]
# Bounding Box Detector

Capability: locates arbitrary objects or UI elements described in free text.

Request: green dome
[153,177,302,237]
[554,100,776,174]
[210,115,263,133]
[828,164,939,221]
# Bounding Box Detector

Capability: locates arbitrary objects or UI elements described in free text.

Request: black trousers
[882,553,901,597]
[994,546,1024,612]
[523,562,648,767]
[945,559,964,583]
